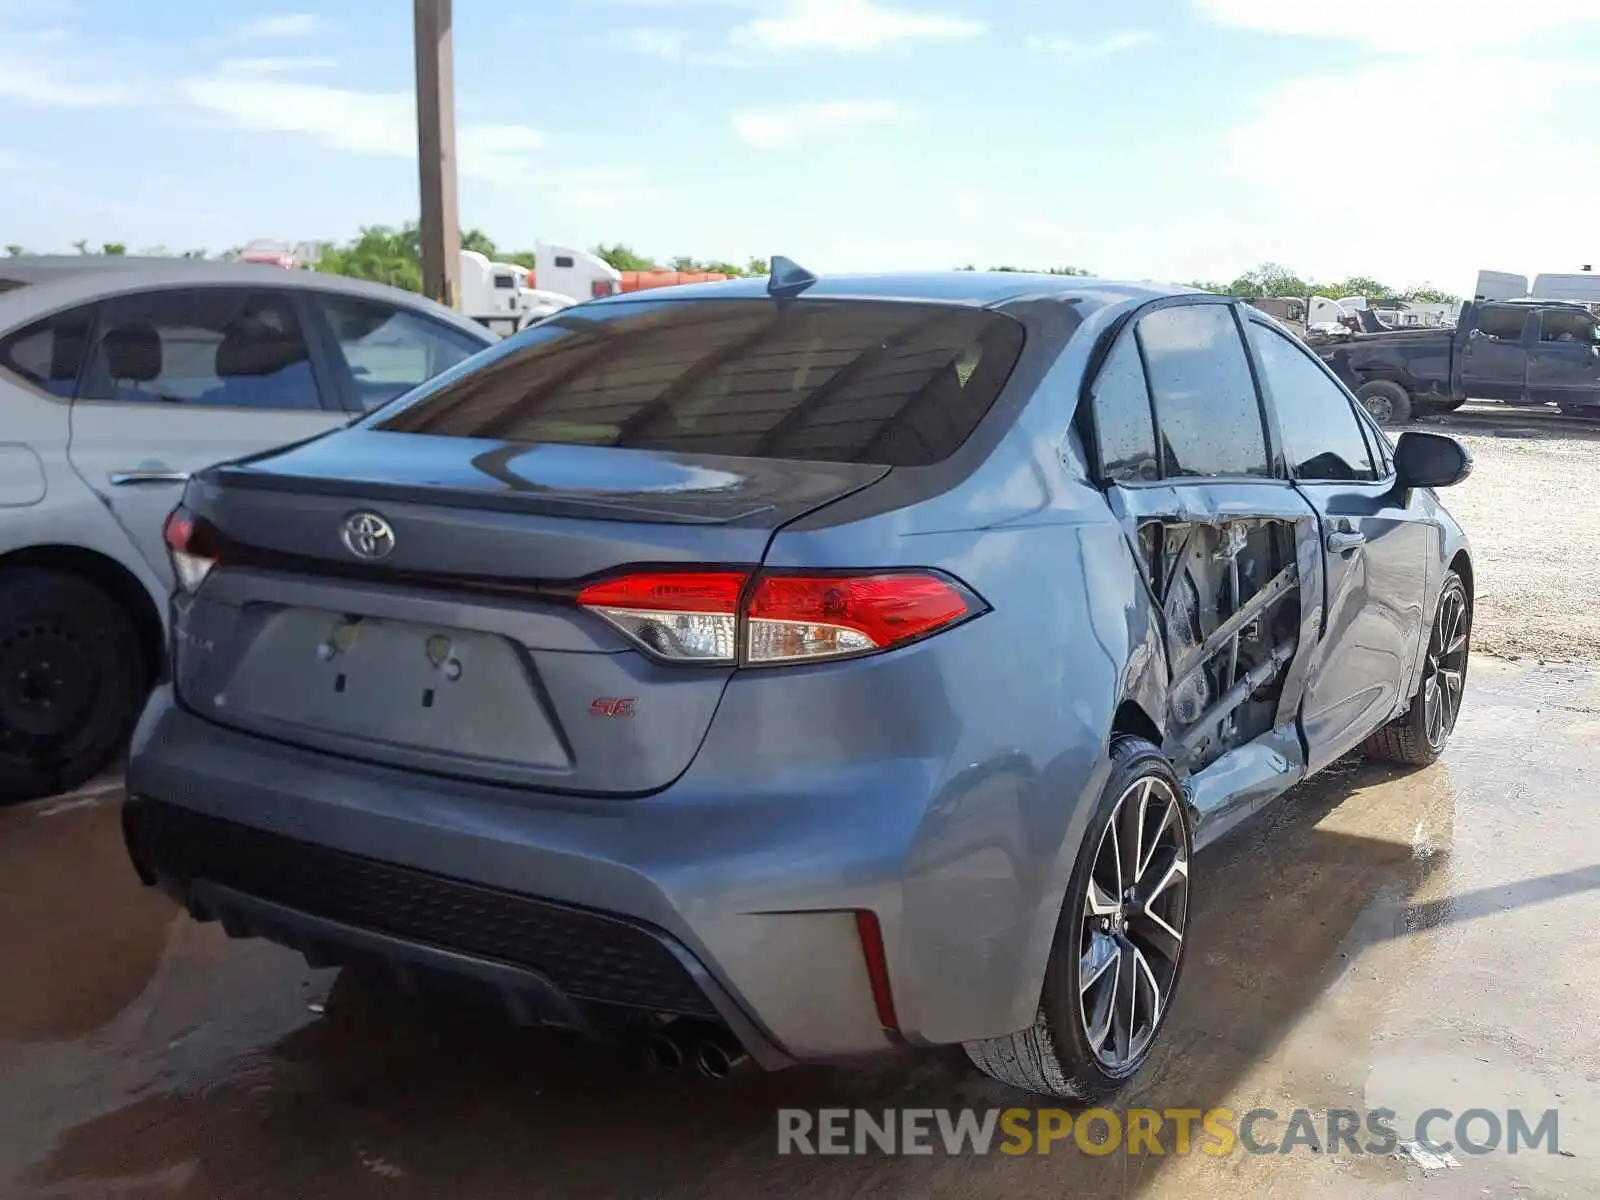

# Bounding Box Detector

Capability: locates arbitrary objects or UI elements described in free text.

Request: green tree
[594,242,658,271]
[1401,285,1459,304]
[4,244,23,257]
[314,223,424,292]
[72,239,89,255]
[1318,275,1393,300]
[745,256,769,276]
[460,228,498,257]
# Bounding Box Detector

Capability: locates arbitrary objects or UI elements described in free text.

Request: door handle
[1326,529,1366,553]
[109,470,189,486]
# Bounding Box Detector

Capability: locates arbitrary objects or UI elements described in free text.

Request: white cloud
[1194,0,1600,52]
[236,13,326,40]
[0,31,131,106]
[1191,0,1600,286]
[618,28,690,60]
[180,77,546,185]
[0,63,128,106]
[732,0,982,53]
[219,56,338,75]
[731,99,908,147]
[1027,30,1154,57]
[1216,54,1600,286]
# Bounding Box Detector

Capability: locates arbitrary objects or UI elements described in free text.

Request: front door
[1243,317,1430,771]
[1457,304,1530,401]
[1527,308,1600,407]
[66,286,345,586]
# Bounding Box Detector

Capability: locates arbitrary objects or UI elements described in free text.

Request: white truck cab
[457,244,621,337]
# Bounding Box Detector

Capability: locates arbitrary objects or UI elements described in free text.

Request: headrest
[102,322,161,382]
[215,323,309,378]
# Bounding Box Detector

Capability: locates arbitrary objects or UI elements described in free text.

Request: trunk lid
[174,429,887,795]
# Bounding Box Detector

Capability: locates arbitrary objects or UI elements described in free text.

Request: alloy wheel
[1421,586,1469,750]
[1078,775,1189,1071]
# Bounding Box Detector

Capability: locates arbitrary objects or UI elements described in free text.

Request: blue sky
[3,0,1599,293]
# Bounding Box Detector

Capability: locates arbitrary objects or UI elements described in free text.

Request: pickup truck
[1315,299,1600,422]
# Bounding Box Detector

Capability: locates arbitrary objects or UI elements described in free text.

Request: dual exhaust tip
[645,1021,749,1080]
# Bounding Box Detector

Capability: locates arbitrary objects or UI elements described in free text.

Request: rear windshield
[373,299,1026,467]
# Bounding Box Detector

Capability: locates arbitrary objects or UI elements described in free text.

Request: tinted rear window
[374,299,1026,467]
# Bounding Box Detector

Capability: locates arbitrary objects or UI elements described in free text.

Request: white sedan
[0,257,495,802]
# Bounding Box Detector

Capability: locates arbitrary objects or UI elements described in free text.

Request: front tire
[1363,570,1470,767]
[965,737,1192,1100]
[0,569,146,804]
[1356,379,1413,424]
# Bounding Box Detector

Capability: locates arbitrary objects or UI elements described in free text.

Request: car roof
[581,271,1204,316]
[0,257,492,340]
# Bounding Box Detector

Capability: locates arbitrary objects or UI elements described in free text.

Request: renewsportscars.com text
[776,1107,1561,1158]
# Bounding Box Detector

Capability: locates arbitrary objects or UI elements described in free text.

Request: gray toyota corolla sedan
[124,265,1473,1099]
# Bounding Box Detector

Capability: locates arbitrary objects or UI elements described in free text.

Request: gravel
[1403,404,1600,663]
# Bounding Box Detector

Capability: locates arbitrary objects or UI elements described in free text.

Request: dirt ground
[5,402,1600,1199]
[1419,403,1600,662]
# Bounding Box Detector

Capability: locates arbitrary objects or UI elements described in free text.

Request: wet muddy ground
[6,406,1600,1198]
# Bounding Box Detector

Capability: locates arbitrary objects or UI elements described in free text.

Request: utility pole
[414,0,460,308]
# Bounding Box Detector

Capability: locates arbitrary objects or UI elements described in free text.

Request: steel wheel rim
[1422,586,1469,750]
[1365,393,1394,422]
[1078,775,1189,1071]
[0,622,94,745]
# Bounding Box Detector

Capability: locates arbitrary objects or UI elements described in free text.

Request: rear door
[65,286,346,585]
[305,290,489,414]
[1527,307,1600,407]
[1086,299,1321,777]
[1243,317,1429,771]
[1456,304,1530,401]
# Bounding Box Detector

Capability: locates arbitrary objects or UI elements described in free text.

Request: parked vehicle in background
[0,258,493,801]
[1476,268,1600,311]
[125,267,1473,1100]
[1317,298,1600,421]
[458,250,573,337]
[1474,269,1528,302]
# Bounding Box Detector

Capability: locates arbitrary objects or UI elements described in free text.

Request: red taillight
[746,573,973,664]
[575,568,980,665]
[575,570,746,663]
[591,280,616,298]
[575,571,746,614]
[162,507,217,592]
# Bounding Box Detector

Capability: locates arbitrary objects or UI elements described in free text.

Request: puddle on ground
[3,658,1598,1198]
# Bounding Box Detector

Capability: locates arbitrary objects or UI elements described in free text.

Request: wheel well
[1449,550,1474,603]
[0,545,161,683]
[1359,375,1411,394]
[1111,699,1162,748]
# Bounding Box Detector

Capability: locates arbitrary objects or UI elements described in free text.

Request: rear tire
[1356,379,1412,424]
[964,736,1192,1101]
[0,569,145,804]
[1363,571,1469,767]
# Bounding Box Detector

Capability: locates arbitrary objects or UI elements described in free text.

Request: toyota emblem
[340,511,396,561]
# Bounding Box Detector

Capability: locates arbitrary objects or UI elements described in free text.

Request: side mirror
[1394,431,1472,489]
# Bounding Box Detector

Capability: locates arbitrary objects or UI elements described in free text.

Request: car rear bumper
[123,797,793,1067]
[128,683,1078,1064]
